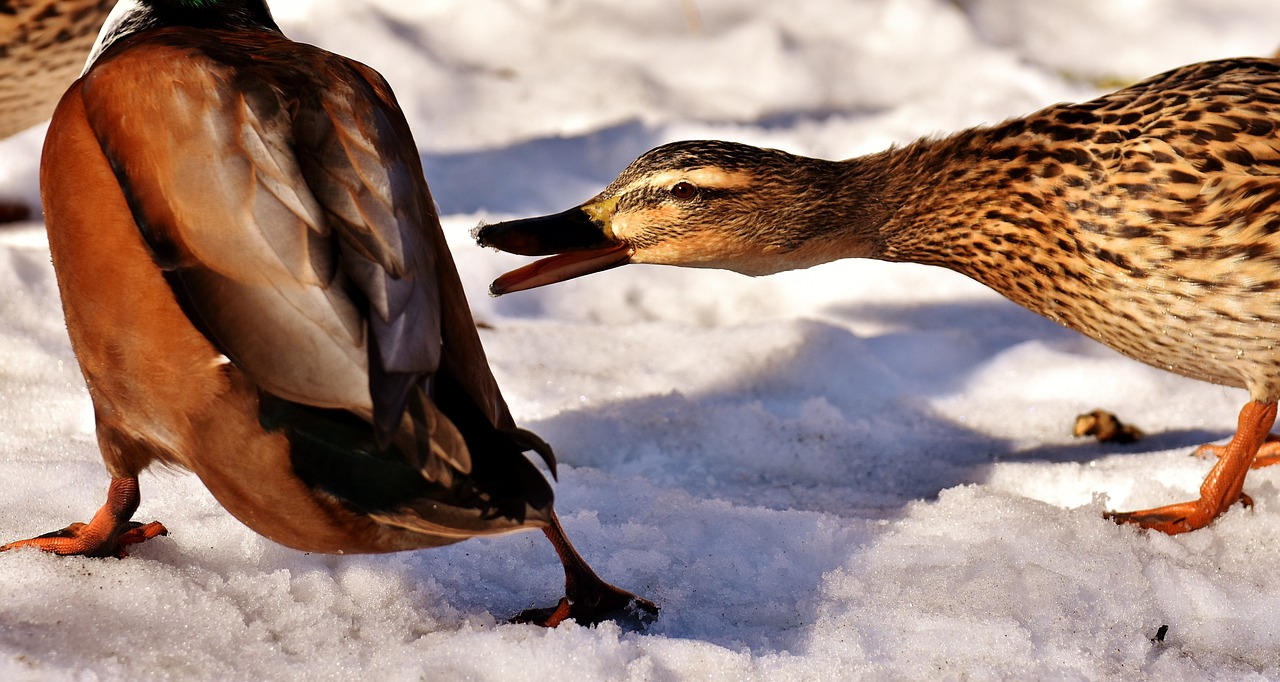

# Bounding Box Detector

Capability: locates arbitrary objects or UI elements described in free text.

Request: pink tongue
[490,245,632,295]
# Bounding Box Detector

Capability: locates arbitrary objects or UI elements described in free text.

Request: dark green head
[138,0,277,24]
[86,0,281,70]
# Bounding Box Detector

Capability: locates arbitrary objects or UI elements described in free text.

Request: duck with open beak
[479,57,1280,537]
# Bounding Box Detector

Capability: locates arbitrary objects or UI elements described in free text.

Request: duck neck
[139,0,278,29]
[86,0,281,71]
[759,135,987,270]
[797,123,1034,273]
[741,150,898,272]
[872,126,1014,267]
[811,120,1099,322]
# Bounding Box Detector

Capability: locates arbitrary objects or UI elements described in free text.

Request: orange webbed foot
[1,477,167,558]
[512,583,659,628]
[2,520,168,558]
[1104,493,1253,535]
[513,510,658,628]
[1107,401,1276,535]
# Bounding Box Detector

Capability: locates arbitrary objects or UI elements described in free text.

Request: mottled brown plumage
[0,0,113,138]
[478,57,1280,535]
[0,0,113,220]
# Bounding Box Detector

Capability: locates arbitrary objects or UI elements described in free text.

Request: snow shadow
[422,121,659,216]
[510,297,1232,649]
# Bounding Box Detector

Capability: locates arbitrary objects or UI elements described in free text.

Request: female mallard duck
[478,57,1280,536]
[1,0,656,627]
[0,0,114,221]
[0,0,113,138]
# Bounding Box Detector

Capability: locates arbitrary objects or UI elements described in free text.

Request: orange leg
[1,477,167,558]
[1106,401,1277,535]
[512,509,658,627]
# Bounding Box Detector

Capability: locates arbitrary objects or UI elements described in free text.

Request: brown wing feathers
[82,36,532,507]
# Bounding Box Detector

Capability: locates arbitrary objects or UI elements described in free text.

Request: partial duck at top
[478,57,1280,536]
[0,0,116,221]
[2,0,655,627]
[0,0,113,138]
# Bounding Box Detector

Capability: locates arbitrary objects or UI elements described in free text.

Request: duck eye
[670,181,698,200]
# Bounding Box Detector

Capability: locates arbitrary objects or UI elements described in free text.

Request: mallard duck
[2,0,656,627]
[0,0,114,221]
[478,57,1280,536]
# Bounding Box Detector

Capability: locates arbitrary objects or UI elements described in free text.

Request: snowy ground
[2,0,1280,679]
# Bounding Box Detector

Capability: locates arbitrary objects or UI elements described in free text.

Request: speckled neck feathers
[850,58,1280,397]
[0,0,114,136]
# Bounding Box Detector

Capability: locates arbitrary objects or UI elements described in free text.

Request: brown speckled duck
[0,0,113,138]
[0,0,115,220]
[1,0,655,627]
[478,57,1280,536]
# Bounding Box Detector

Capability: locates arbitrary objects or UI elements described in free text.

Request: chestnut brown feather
[4,0,655,627]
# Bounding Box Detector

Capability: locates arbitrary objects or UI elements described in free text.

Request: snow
[1,0,1280,679]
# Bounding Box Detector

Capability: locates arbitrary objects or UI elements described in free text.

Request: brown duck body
[9,0,655,626]
[42,27,529,554]
[871,58,1280,401]
[43,43,454,554]
[478,57,1280,535]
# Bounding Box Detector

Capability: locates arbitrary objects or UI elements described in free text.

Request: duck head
[86,0,281,70]
[477,139,883,295]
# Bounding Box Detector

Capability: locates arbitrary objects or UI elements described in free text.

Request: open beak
[476,200,631,295]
